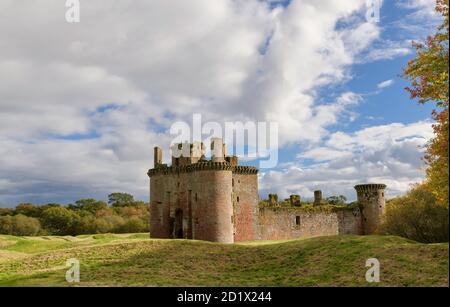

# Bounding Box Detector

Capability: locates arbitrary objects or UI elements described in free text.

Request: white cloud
[377,79,394,89]
[0,0,433,206]
[361,40,413,62]
[394,0,442,36]
[260,121,433,200]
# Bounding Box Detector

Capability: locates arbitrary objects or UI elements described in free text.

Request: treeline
[380,184,449,243]
[0,193,149,236]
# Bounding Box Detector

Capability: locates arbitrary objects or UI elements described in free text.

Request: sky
[0,0,444,207]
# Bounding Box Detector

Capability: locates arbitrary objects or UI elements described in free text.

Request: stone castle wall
[232,173,259,242]
[149,161,258,243]
[148,142,386,243]
[258,207,363,240]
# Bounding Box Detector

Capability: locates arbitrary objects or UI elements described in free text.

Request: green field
[0,234,448,287]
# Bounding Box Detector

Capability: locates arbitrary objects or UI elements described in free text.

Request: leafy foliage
[380,184,449,243]
[108,192,144,208]
[326,195,347,206]
[68,199,108,215]
[0,214,42,236]
[403,0,449,206]
[0,193,149,236]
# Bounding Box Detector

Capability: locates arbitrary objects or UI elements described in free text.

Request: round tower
[354,183,386,235]
[189,162,234,243]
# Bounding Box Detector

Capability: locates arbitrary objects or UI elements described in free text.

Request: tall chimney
[211,138,225,162]
[154,147,162,167]
[314,190,322,206]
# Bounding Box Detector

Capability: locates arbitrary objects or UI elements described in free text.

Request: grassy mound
[0,234,447,287]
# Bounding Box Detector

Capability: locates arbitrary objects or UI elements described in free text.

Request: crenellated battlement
[354,183,387,192]
[148,161,258,176]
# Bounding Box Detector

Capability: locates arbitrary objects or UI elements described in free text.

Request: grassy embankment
[0,234,448,286]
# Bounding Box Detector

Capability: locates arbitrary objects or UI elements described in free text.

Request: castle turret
[354,183,386,235]
[211,138,225,162]
[154,147,162,167]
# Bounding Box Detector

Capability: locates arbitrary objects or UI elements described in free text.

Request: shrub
[0,214,42,236]
[326,195,347,206]
[116,217,148,233]
[96,215,126,233]
[0,208,12,216]
[380,184,449,243]
[14,203,40,218]
[40,206,81,235]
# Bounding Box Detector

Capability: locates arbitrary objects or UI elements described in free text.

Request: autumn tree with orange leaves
[403,0,449,207]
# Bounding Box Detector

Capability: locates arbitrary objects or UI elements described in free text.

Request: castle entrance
[175,209,183,239]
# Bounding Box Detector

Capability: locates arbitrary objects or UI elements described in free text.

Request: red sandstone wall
[150,169,234,243]
[150,174,171,238]
[151,170,362,243]
[232,173,258,242]
[258,207,362,240]
[190,170,234,243]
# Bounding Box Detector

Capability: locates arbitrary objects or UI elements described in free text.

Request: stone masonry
[148,138,387,243]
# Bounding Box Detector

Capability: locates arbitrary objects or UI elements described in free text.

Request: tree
[0,214,41,236]
[108,192,140,208]
[326,195,347,206]
[14,203,39,217]
[40,206,80,235]
[68,198,108,215]
[380,184,449,243]
[0,208,12,216]
[403,0,449,206]
[116,217,148,233]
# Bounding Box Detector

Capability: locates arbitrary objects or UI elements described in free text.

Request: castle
[147,138,386,243]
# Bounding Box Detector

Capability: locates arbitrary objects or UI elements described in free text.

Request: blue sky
[0,0,443,206]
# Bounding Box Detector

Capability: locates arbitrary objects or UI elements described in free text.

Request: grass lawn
[0,234,448,287]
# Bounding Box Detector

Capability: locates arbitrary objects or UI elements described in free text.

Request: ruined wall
[232,172,258,242]
[337,208,363,235]
[258,207,362,240]
[149,143,377,244]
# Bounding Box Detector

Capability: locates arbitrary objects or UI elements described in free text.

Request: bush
[0,214,42,236]
[380,184,449,243]
[96,215,126,233]
[0,208,12,216]
[14,203,40,218]
[40,206,81,236]
[116,217,148,233]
